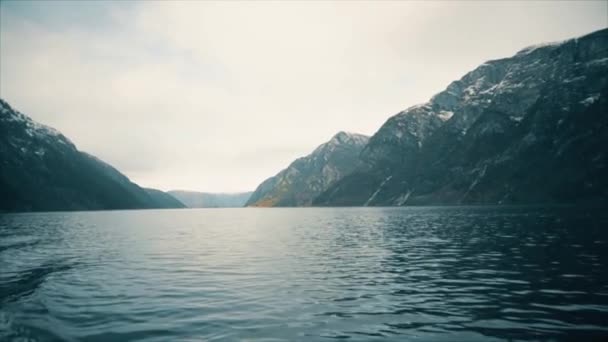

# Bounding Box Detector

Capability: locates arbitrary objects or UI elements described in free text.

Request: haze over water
[1,206,607,341]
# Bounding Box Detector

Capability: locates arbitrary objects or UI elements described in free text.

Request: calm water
[1,207,607,341]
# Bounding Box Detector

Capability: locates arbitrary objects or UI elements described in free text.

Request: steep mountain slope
[168,191,252,208]
[315,28,608,206]
[246,132,369,207]
[0,99,184,212]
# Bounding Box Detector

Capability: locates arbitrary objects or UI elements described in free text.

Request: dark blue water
[1,207,607,341]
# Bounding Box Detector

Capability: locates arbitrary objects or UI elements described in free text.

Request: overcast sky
[1,1,606,192]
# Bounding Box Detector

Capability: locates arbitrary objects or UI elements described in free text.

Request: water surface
[1,207,607,341]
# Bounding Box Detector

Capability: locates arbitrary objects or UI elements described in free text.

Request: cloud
[1,1,606,191]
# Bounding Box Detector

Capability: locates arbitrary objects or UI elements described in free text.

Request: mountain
[246,132,369,207]
[168,190,252,208]
[144,188,186,208]
[315,28,608,206]
[0,99,184,212]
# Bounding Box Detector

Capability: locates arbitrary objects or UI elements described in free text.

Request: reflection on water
[1,206,607,341]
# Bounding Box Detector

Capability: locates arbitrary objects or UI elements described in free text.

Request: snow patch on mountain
[516,38,569,56]
[364,175,392,206]
[314,131,369,155]
[580,93,600,106]
[1,99,72,145]
[587,57,608,66]
[437,110,454,121]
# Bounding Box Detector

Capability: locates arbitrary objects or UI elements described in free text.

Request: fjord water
[1,207,607,341]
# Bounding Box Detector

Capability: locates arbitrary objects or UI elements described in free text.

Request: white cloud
[1,1,606,191]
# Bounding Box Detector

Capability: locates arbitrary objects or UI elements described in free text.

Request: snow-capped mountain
[246,132,369,207]
[0,99,184,211]
[314,28,608,206]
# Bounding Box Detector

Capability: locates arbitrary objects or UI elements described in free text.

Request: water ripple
[1,206,607,341]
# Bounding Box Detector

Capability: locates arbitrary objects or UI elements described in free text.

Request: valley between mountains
[1,28,606,211]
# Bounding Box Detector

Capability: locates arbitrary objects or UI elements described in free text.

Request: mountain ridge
[246,131,369,207]
[0,98,184,212]
[314,28,608,206]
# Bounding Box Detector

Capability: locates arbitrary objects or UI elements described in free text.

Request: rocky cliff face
[0,99,184,212]
[246,132,369,207]
[314,28,608,206]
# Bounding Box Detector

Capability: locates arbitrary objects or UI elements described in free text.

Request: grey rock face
[246,132,369,207]
[315,28,608,206]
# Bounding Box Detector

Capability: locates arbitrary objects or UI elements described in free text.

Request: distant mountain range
[168,191,252,208]
[246,132,369,207]
[0,99,185,212]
